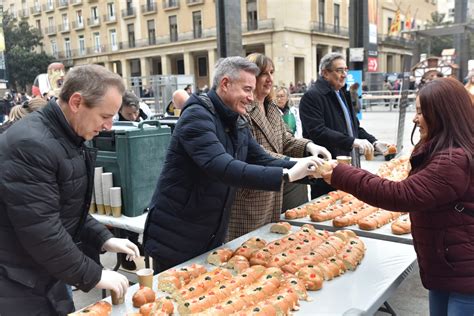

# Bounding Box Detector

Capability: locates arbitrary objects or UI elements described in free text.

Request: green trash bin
[92,120,171,217]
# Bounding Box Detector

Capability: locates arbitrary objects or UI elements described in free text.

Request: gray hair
[212,56,260,90]
[59,64,125,108]
[121,90,140,109]
[318,52,345,76]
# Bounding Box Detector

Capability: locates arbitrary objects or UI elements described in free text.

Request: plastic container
[93,121,171,217]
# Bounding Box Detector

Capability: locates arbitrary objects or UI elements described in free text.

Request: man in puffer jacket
[144,57,324,273]
[0,65,140,315]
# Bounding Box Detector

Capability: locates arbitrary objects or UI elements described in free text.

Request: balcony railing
[70,0,82,5]
[310,21,349,37]
[57,0,68,8]
[18,9,30,18]
[72,20,84,29]
[142,2,157,14]
[378,34,415,49]
[43,3,55,12]
[242,18,274,32]
[44,26,57,35]
[58,23,70,32]
[31,6,42,15]
[51,27,219,60]
[103,14,117,23]
[122,7,136,18]
[186,0,204,5]
[163,0,179,10]
[86,45,107,55]
[87,17,100,27]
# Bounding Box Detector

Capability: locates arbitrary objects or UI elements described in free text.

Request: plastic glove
[353,138,374,157]
[102,238,140,261]
[306,142,332,160]
[374,141,389,154]
[287,156,325,182]
[95,270,129,298]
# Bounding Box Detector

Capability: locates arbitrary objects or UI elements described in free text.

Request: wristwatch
[282,169,290,183]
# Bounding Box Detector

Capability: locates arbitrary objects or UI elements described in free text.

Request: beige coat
[226,101,311,241]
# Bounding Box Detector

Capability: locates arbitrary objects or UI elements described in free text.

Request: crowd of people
[0,54,473,315]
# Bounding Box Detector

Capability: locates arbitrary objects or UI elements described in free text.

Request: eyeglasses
[331,68,349,74]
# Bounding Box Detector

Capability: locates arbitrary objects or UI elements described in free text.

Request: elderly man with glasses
[299,52,388,198]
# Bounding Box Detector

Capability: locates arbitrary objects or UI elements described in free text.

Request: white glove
[353,138,374,157]
[374,141,389,154]
[306,142,332,160]
[287,156,325,182]
[95,270,129,298]
[102,238,140,261]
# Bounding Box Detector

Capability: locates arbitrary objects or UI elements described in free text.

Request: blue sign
[346,70,363,96]
[347,70,363,120]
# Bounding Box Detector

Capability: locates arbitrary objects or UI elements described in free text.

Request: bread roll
[391,214,411,235]
[132,286,156,308]
[70,301,112,315]
[206,248,234,266]
[270,222,292,234]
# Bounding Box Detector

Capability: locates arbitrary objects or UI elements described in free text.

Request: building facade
[5,0,437,89]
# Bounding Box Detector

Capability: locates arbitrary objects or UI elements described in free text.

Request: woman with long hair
[226,53,331,241]
[323,77,474,315]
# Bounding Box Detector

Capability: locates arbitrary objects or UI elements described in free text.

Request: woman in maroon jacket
[323,77,474,316]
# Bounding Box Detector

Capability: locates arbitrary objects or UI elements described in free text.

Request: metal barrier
[288,91,416,112]
[361,90,417,112]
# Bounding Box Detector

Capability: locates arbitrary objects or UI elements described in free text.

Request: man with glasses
[299,52,387,198]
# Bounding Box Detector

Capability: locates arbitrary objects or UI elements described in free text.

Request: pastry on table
[284,206,307,219]
[296,265,324,290]
[68,301,112,315]
[132,286,156,308]
[333,205,378,227]
[391,214,411,235]
[358,210,400,230]
[224,254,250,273]
[269,222,292,234]
[207,248,234,266]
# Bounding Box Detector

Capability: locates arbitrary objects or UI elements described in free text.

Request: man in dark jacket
[118,90,148,122]
[299,52,388,198]
[144,56,322,272]
[0,65,140,315]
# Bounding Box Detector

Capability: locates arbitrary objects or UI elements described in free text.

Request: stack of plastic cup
[101,172,113,216]
[110,187,122,218]
[94,167,104,214]
[89,191,96,214]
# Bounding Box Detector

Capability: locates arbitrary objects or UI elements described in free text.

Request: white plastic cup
[110,187,122,217]
[101,173,113,215]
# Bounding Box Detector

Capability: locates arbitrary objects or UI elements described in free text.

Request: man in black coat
[299,52,388,198]
[144,56,323,273]
[0,65,140,315]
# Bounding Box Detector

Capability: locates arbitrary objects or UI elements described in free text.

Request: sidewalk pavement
[73,110,429,315]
